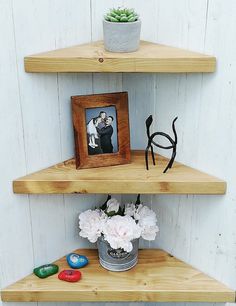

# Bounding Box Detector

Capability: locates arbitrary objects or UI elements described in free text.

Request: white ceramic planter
[103,19,141,53]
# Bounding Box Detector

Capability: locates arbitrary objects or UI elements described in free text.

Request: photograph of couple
[86,106,118,155]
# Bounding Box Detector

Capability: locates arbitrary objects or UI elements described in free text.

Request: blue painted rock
[33,264,59,278]
[58,270,82,282]
[66,253,88,269]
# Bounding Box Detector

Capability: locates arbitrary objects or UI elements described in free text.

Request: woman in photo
[87,111,107,149]
[87,117,102,148]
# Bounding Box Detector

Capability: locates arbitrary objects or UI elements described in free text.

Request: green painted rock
[33,264,59,278]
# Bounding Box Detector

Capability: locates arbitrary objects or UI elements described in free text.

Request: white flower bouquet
[78,195,159,253]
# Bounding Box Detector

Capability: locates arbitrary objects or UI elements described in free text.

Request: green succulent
[104,7,139,23]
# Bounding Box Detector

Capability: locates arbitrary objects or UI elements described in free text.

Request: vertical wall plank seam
[204,0,210,50]
[10,0,36,271]
[90,0,93,41]
[200,1,210,157]
[10,0,28,175]
[90,0,94,102]
[197,0,209,166]
[56,74,63,161]
[56,72,67,252]
[188,196,194,262]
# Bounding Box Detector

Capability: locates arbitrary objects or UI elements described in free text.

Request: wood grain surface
[13,150,226,194]
[1,249,234,302]
[24,40,216,73]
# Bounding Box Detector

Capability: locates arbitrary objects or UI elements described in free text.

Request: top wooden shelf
[24,40,216,73]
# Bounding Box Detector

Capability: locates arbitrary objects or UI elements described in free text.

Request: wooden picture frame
[72,92,131,169]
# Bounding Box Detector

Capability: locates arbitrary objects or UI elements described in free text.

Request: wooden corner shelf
[24,40,216,73]
[13,150,226,195]
[1,249,234,302]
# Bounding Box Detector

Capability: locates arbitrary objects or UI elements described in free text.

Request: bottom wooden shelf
[1,249,234,302]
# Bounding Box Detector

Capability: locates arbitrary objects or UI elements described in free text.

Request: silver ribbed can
[97,236,139,272]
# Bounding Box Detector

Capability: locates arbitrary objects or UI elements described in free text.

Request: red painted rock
[58,270,82,282]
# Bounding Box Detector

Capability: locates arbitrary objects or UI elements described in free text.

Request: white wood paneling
[150,3,236,306]
[11,0,65,271]
[0,0,35,290]
[55,0,94,255]
[0,3,35,306]
[1,2,236,306]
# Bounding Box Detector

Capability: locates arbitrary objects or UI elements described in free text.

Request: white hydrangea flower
[133,204,143,220]
[141,224,159,240]
[124,203,136,217]
[103,215,142,252]
[79,209,107,243]
[136,205,159,240]
[106,198,120,213]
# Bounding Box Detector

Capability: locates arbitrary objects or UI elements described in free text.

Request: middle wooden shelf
[13,150,226,194]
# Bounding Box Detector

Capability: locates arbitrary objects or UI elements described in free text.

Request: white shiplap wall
[0,2,236,306]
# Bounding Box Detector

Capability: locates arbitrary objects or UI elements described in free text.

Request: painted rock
[58,270,82,282]
[66,253,88,269]
[33,264,59,278]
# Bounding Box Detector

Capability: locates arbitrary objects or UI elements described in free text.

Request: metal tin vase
[97,236,139,272]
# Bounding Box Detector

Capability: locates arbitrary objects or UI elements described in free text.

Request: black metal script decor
[145,115,178,173]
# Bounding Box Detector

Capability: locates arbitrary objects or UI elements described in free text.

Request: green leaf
[100,194,111,210]
[106,210,117,217]
[110,16,119,22]
[105,206,124,217]
[128,16,136,22]
[106,7,138,22]
[126,9,133,15]
[105,14,112,20]
[110,11,117,18]
[118,206,124,216]
[114,14,121,20]
[115,9,121,15]
[120,16,128,22]
[135,194,141,205]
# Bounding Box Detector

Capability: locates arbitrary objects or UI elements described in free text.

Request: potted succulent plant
[78,195,159,271]
[103,7,141,52]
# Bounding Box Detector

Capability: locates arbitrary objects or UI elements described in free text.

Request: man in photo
[98,116,114,153]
